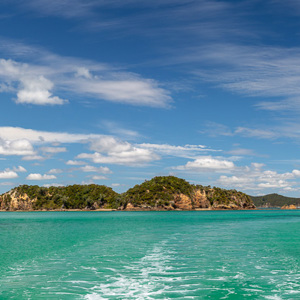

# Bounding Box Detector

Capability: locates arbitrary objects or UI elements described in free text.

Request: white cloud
[175,156,235,172]
[218,164,300,192]
[78,136,160,166]
[92,175,108,180]
[102,120,139,139]
[0,138,35,156]
[0,59,67,105]
[0,182,15,186]
[66,160,85,165]
[202,122,285,141]
[227,148,256,156]
[78,149,159,166]
[72,76,171,107]
[40,146,67,153]
[76,67,92,79]
[0,50,171,107]
[234,127,277,139]
[0,169,18,179]
[48,168,63,174]
[139,143,216,158]
[43,183,64,188]
[22,155,44,161]
[13,166,27,172]
[0,126,102,143]
[79,165,112,173]
[292,169,300,177]
[26,173,57,180]
[17,75,67,105]
[89,136,132,153]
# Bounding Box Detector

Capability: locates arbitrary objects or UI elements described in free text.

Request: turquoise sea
[0,210,299,299]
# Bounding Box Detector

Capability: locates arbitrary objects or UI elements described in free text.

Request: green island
[250,193,300,208]
[0,176,255,211]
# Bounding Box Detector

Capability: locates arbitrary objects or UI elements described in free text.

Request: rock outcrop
[281,204,297,210]
[0,190,36,211]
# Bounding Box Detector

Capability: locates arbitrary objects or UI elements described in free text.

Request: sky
[1,0,300,196]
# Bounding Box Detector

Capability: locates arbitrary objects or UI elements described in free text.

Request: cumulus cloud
[0,59,67,105]
[218,164,300,192]
[0,138,35,156]
[26,173,57,180]
[66,160,85,165]
[77,136,160,166]
[16,75,67,105]
[78,150,158,166]
[175,156,235,172]
[43,183,64,188]
[0,169,18,179]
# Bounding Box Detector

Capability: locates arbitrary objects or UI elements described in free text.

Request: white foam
[264,295,283,300]
[83,241,177,299]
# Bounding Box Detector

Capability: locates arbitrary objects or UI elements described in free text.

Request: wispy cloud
[101,121,140,139]
[139,143,219,158]
[202,121,300,141]
[0,40,172,107]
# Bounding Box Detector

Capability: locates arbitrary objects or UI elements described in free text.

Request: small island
[0,176,255,211]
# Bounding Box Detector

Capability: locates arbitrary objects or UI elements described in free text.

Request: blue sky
[1,0,300,196]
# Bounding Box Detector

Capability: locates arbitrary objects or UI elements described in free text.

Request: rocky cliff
[0,190,36,211]
[281,204,297,210]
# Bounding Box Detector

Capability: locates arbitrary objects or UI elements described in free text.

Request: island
[0,176,255,211]
[250,193,300,209]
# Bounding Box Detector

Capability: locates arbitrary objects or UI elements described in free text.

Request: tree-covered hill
[123,176,254,210]
[0,184,121,211]
[0,176,255,211]
[250,193,300,208]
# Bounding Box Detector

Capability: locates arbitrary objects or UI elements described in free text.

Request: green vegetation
[10,184,120,210]
[203,186,252,207]
[251,193,300,207]
[124,176,193,207]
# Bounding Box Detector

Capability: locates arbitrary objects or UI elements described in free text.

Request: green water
[0,211,299,299]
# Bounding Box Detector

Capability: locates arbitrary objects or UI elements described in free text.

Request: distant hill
[250,193,300,208]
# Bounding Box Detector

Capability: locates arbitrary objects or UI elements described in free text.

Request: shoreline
[0,208,261,212]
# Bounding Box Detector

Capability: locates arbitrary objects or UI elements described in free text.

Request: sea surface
[0,210,299,299]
